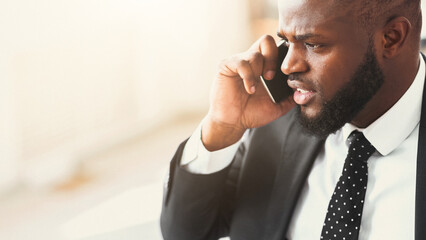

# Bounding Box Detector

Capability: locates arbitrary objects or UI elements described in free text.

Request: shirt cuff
[181,119,244,174]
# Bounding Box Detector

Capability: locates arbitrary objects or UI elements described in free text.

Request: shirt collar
[341,54,425,156]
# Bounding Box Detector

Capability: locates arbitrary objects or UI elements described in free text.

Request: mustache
[288,73,310,82]
[287,74,319,92]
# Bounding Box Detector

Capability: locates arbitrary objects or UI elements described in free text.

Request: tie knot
[347,131,376,163]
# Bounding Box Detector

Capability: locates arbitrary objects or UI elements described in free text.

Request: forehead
[278,0,356,37]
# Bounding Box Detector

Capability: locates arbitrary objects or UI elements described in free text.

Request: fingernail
[250,86,256,93]
[265,70,275,80]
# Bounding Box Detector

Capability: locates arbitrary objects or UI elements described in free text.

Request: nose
[281,45,309,75]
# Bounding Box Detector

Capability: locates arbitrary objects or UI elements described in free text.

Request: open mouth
[287,80,316,106]
[296,88,311,94]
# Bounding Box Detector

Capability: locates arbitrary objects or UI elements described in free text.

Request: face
[278,0,384,137]
[296,43,384,138]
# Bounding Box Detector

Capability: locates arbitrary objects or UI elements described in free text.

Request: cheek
[311,54,355,102]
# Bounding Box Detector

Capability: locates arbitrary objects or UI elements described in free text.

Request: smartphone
[260,43,293,103]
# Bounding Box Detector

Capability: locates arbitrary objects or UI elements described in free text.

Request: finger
[219,56,259,94]
[251,35,278,80]
[244,51,264,78]
[234,60,257,94]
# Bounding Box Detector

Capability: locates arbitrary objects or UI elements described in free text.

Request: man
[161,0,426,239]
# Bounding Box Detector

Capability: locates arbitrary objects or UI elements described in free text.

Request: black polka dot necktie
[320,131,376,240]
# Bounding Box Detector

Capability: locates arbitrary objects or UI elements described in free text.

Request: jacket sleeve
[160,139,245,240]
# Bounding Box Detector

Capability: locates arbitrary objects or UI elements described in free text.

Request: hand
[202,35,296,151]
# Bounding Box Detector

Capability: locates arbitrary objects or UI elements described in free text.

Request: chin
[299,105,321,120]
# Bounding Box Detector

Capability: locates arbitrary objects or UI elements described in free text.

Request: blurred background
[1,0,426,239]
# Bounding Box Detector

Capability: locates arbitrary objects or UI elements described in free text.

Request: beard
[296,43,384,139]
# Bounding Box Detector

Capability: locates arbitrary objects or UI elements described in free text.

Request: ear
[381,16,411,58]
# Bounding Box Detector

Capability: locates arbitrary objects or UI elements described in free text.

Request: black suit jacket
[161,66,426,240]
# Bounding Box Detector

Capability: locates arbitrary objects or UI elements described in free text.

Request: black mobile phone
[260,43,293,103]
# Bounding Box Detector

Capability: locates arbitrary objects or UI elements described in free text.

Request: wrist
[201,117,246,151]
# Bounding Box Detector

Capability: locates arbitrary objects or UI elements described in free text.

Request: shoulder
[248,107,302,144]
[237,108,303,169]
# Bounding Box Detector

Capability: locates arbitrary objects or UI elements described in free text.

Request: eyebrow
[276,31,321,41]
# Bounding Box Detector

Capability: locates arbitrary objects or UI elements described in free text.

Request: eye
[304,42,322,49]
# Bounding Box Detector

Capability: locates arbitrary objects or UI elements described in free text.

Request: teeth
[297,88,310,94]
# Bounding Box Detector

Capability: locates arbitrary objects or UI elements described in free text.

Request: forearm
[160,140,233,240]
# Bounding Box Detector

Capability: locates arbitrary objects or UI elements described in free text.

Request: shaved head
[335,0,421,35]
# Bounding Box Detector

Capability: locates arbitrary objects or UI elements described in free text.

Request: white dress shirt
[180,55,425,240]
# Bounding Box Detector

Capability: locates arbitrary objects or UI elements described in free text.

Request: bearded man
[161,0,426,239]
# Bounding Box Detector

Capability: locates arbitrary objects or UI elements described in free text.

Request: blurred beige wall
[0,0,253,192]
[2,0,426,194]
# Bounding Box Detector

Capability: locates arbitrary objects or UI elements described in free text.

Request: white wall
[0,0,252,191]
[2,0,425,193]
[422,0,426,39]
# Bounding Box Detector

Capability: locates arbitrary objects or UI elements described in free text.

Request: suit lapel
[415,54,426,240]
[264,119,324,240]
